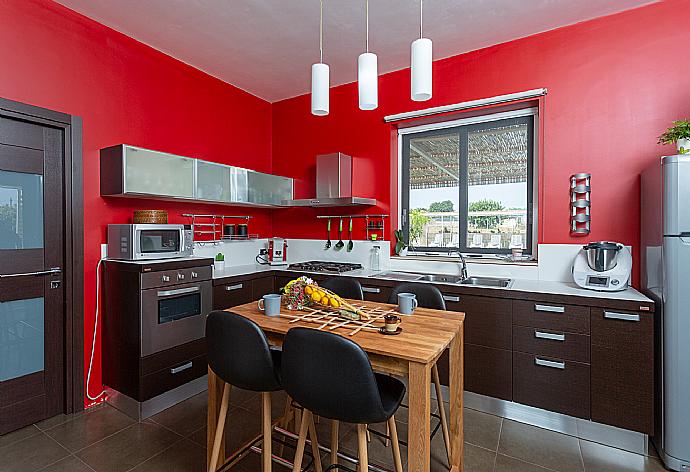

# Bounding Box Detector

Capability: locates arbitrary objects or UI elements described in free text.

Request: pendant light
[358,0,378,110]
[411,0,432,101]
[311,0,329,116]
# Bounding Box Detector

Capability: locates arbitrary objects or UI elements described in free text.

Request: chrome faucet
[448,250,469,280]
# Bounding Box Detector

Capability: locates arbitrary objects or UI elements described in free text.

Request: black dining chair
[282,327,405,472]
[206,311,290,472]
[388,282,452,464]
[320,277,364,300]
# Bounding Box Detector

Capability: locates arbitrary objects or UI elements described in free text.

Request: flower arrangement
[281,276,315,310]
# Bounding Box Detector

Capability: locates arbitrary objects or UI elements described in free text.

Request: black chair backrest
[206,310,282,392]
[320,277,364,300]
[282,327,389,424]
[388,282,447,310]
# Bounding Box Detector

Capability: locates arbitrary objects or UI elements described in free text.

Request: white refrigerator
[641,154,690,471]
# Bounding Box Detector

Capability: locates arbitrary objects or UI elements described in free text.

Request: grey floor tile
[75,421,181,472]
[187,425,207,448]
[461,443,497,472]
[0,432,70,472]
[580,440,668,472]
[0,424,41,449]
[495,453,554,471]
[35,414,76,432]
[129,438,206,472]
[150,392,208,437]
[464,408,503,451]
[38,455,96,472]
[498,420,584,472]
[43,405,135,452]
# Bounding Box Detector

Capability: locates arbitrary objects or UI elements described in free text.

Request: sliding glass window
[400,112,536,255]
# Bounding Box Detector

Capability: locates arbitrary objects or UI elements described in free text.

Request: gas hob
[287,261,363,274]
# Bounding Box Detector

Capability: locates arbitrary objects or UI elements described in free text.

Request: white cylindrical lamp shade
[358,52,378,110]
[411,37,432,101]
[311,62,330,116]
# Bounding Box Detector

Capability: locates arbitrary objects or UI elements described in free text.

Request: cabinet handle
[225,283,244,291]
[170,362,193,374]
[534,330,566,342]
[604,311,640,322]
[534,357,565,369]
[362,287,381,294]
[443,294,460,302]
[534,304,565,313]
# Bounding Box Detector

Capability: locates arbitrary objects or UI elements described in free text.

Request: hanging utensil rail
[182,214,257,245]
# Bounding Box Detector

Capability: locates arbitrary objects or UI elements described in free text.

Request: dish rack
[182,214,257,244]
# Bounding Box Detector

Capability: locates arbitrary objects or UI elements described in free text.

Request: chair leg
[356,424,369,472]
[330,420,339,467]
[308,414,323,472]
[366,426,371,443]
[384,423,390,447]
[387,416,403,472]
[262,392,272,472]
[292,409,311,472]
[432,364,452,465]
[209,383,231,472]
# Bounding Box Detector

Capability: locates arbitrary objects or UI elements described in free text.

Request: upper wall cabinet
[100,144,293,208]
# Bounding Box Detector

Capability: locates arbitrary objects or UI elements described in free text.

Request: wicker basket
[133,210,168,224]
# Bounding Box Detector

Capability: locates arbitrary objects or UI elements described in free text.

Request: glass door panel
[0,170,44,250]
[0,297,44,381]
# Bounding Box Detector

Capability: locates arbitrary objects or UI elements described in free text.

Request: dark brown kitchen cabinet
[463,344,513,400]
[213,279,254,309]
[360,282,393,303]
[252,276,275,299]
[513,351,590,419]
[513,299,590,334]
[590,308,654,434]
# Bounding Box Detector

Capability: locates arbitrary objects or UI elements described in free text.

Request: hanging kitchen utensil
[335,218,345,250]
[325,218,332,249]
[347,217,354,252]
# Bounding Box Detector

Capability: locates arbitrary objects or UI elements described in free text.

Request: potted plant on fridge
[394,229,408,256]
[658,119,690,155]
[214,252,225,271]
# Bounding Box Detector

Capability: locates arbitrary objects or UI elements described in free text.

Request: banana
[305,283,368,320]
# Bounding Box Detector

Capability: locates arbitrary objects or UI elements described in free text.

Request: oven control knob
[161,275,170,282]
[177,273,185,281]
[191,271,198,278]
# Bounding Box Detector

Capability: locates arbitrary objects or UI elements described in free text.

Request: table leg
[207,367,226,469]
[449,329,464,471]
[407,361,431,472]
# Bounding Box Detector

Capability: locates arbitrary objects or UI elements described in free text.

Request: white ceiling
[54,0,655,102]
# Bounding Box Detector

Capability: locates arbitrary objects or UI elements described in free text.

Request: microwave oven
[107,224,194,260]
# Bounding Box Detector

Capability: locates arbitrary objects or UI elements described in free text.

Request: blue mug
[397,293,418,315]
[258,294,281,316]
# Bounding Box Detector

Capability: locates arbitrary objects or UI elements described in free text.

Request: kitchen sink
[373,271,425,281]
[459,276,512,288]
[418,274,465,283]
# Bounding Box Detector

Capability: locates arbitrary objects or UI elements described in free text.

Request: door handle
[0,267,61,279]
[157,286,200,297]
[443,294,460,302]
[534,304,565,313]
[604,311,640,322]
[225,283,244,291]
[362,287,381,294]
[534,330,566,342]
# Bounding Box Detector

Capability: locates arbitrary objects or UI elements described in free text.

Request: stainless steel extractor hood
[283,153,377,207]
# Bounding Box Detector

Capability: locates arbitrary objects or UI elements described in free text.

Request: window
[400,109,537,256]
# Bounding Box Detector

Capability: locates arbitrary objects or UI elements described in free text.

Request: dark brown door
[0,116,65,434]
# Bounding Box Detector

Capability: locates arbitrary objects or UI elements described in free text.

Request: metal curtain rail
[383,88,547,123]
[315,214,389,219]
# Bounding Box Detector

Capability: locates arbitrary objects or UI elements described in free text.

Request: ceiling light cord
[319,0,323,63]
[365,0,369,52]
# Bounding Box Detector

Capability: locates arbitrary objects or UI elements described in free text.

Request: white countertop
[212,262,652,303]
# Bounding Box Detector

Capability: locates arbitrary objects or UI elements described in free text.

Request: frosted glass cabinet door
[124,146,195,198]
[0,297,44,381]
[0,170,44,250]
[196,160,232,202]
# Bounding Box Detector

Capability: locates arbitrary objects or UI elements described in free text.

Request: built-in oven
[108,224,194,260]
[140,265,212,356]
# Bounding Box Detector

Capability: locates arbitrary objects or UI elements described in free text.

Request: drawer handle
[170,362,193,374]
[443,294,460,302]
[157,286,200,297]
[362,287,381,294]
[534,330,566,342]
[604,311,640,322]
[534,357,565,369]
[534,304,565,313]
[225,283,244,291]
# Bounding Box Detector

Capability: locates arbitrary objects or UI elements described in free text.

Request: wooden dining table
[207,298,465,472]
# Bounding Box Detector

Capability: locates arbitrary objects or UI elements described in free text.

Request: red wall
[272,0,690,266]
[0,0,274,407]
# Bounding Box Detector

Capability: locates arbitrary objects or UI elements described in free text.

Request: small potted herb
[214,252,225,272]
[658,119,690,155]
[394,229,408,256]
